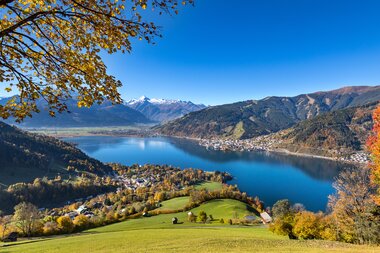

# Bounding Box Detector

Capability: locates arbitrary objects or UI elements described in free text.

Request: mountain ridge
[156,85,380,140]
[0,97,152,128]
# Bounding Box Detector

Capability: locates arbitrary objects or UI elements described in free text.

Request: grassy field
[194,181,224,191]
[158,196,190,211]
[2,199,379,253]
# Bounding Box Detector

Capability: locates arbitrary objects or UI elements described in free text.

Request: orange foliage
[367,105,380,205]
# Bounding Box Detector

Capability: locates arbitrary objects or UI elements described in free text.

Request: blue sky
[3,0,380,105]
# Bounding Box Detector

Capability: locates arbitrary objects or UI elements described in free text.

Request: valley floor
[2,199,379,253]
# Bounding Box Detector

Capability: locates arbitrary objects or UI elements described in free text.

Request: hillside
[3,199,377,253]
[126,96,206,122]
[271,103,376,158]
[1,97,151,128]
[0,122,111,185]
[156,86,380,139]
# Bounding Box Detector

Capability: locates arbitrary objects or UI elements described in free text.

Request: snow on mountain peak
[127,96,183,105]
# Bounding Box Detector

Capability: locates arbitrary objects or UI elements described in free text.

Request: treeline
[0,176,116,214]
[111,163,233,184]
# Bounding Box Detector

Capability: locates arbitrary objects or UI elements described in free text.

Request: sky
[3,0,380,105]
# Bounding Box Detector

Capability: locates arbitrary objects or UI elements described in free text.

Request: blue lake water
[63,136,350,212]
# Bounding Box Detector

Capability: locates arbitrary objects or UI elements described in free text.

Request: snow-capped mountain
[126,96,207,122]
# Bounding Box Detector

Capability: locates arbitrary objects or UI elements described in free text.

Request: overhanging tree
[0,0,193,121]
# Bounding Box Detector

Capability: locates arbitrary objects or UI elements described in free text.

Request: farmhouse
[260,212,272,223]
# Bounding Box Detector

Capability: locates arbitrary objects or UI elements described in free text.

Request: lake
[63,136,350,212]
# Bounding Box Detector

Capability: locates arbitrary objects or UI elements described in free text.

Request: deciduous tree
[367,105,380,205]
[328,167,380,244]
[0,0,193,121]
[57,215,74,233]
[12,202,41,237]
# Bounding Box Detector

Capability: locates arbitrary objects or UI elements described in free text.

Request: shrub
[293,211,321,240]
[43,221,60,235]
[73,215,90,231]
[57,216,74,233]
[197,211,207,223]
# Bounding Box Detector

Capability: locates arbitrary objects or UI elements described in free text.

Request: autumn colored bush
[367,105,380,205]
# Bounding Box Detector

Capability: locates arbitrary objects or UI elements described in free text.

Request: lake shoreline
[159,135,364,167]
[32,126,363,167]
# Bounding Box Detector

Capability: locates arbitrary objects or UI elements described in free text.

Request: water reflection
[64,136,352,211]
[167,137,349,181]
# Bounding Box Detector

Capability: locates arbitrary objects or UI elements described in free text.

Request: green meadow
[2,199,379,253]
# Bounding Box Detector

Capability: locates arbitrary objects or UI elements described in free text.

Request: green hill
[3,199,378,253]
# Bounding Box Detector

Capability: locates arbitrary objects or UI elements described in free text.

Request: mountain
[0,121,112,185]
[1,97,151,127]
[270,102,377,158]
[126,96,206,122]
[156,86,380,139]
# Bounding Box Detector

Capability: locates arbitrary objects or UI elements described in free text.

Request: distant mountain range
[0,97,152,127]
[0,96,205,127]
[156,86,380,140]
[126,96,206,122]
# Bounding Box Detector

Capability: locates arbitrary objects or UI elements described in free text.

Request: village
[199,136,370,165]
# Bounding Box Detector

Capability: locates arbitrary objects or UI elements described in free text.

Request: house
[66,211,78,220]
[260,212,273,223]
[172,217,178,224]
[76,205,87,214]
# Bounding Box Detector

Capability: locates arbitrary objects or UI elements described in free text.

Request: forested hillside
[156,86,380,139]
[0,122,111,185]
[271,103,376,157]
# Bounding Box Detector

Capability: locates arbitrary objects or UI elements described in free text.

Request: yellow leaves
[1,0,188,122]
[77,101,89,108]
[5,87,12,92]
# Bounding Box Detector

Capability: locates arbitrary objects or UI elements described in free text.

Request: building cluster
[199,135,279,152]
[338,152,370,164]
[55,166,185,220]
[113,165,183,191]
[199,136,370,165]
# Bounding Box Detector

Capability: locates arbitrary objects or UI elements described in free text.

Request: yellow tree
[0,0,193,121]
[368,105,380,205]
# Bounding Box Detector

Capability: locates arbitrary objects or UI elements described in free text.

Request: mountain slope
[270,102,376,158]
[0,122,111,185]
[127,96,206,122]
[1,97,151,127]
[156,86,380,139]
